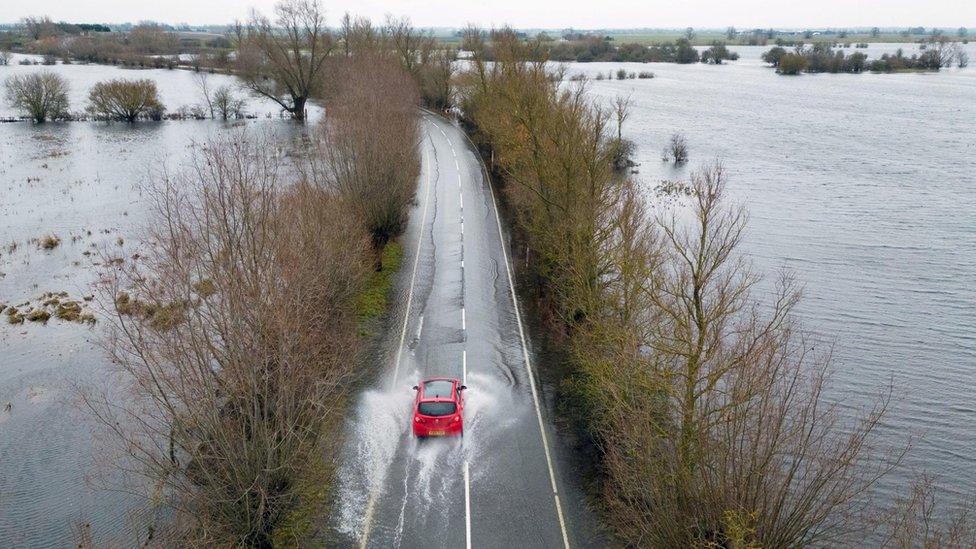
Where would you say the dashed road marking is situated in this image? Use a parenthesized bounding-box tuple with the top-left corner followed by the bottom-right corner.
(464, 460, 472, 549)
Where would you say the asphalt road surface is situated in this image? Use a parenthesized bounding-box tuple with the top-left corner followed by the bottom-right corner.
(331, 114, 602, 549)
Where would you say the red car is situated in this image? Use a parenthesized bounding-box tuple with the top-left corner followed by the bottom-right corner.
(412, 378, 466, 438)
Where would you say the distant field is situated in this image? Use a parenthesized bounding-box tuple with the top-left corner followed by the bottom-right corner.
(603, 31, 956, 46)
(431, 28, 967, 47)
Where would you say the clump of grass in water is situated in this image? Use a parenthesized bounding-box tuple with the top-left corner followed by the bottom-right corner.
(55, 300, 82, 321)
(38, 235, 61, 250)
(115, 291, 187, 331)
(357, 241, 404, 331)
(25, 308, 50, 323)
(4, 306, 24, 324)
(6, 311, 24, 324)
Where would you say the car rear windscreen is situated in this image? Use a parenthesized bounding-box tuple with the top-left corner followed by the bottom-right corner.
(423, 380, 454, 398)
(418, 401, 457, 417)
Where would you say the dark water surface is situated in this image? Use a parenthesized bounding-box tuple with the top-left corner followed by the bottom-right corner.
(0, 57, 316, 546)
(572, 50, 976, 506)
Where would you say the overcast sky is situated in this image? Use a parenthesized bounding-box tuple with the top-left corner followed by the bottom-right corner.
(4, 0, 974, 29)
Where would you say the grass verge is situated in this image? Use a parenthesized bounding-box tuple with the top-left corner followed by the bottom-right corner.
(276, 240, 405, 544)
(357, 241, 404, 330)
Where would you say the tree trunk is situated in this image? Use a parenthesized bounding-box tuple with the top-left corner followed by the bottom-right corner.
(292, 96, 307, 122)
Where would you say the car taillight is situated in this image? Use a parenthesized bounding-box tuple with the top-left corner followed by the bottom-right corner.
(415, 416, 423, 423)
(452, 415, 461, 422)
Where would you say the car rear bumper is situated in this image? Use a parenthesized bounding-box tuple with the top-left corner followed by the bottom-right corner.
(413, 421, 463, 437)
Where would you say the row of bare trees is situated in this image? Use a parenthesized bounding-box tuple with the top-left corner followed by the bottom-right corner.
(3, 72, 164, 122)
(458, 29, 975, 547)
(82, 10, 423, 544)
(235, 0, 454, 121)
(304, 53, 421, 250)
(85, 135, 371, 545)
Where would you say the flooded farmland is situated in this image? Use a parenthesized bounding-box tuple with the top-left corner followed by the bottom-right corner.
(0, 41, 974, 545)
(0, 55, 313, 546)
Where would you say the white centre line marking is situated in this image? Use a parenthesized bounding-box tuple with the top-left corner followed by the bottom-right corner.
(464, 460, 472, 549)
(461, 307, 466, 331)
(359, 125, 434, 549)
(462, 349, 467, 384)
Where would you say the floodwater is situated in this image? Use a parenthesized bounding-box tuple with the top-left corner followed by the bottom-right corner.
(570, 45, 976, 508)
(0, 56, 314, 546)
(1, 44, 974, 545)
(0, 53, 297, 120)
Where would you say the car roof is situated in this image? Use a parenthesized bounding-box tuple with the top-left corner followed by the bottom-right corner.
(420, 378, 458, 401)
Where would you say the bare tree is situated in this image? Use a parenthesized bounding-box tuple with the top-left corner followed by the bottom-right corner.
(87, 78, 164, 122)
(4, 71, 69, 122)
(193, 71, 214, 118)
(305, 53, 421, 250)
(235, 0, 333, 122)
(84, 133, 369, 545)
(0, 50, 11, 65)
(212, 85, 245, 120)
(337, 12, 382, 56)
(385, 16, 432, 74)
(22, 16, 59, 40)
(588, 164, 901, 547)
(612, 94, 632, 143)
(881, 474, 976, 547)
(663, 132, 689, 164)
(957, 50, 969, 68)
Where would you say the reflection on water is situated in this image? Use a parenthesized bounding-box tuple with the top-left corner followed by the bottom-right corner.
(0, 53, 321, 120)
(575, 54, 975, 506)
(1, 48, 973, 543)
(0, 98, 312, 544)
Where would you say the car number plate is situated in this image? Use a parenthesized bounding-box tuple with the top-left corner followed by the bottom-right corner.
(429, 430, 445, 436)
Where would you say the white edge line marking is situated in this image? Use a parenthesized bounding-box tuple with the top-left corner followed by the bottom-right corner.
(464, 460, 472, 549)
(483, 130, 571, 548)
(359, 124, 434, 549)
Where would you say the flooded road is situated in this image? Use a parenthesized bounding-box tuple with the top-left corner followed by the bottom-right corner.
(331, 115, 603, 548)
(1, 44, 973, 545)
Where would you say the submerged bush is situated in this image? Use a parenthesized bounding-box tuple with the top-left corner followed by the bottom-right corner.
(777, 53, 809, 74)
(87, 78, 164, 122)
(700, 42, 740, 64)
(663, 133, 689, 164)
(3, 71, 70, 123)
(764, 40, 960, 75)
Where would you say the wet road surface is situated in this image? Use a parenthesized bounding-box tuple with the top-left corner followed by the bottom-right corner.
(331, 114, 601, 548)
